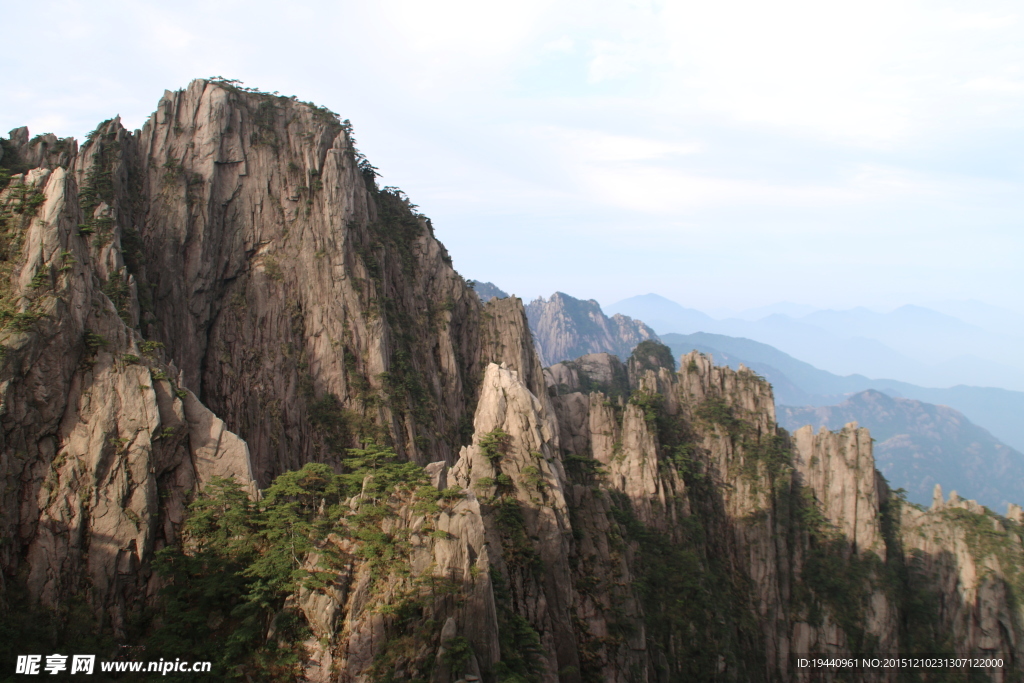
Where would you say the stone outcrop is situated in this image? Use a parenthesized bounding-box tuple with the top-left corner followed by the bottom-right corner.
(526, 291, 658, 367)
(780, 389, 1024, 510)
(48, 80, 533, 488)
(0, 153, 252, 636)
(900, 494, 1024, 682)
(470, 281, 508, 302)
(0, 79, 520, 649)
(792, 423, 886, 557)
(3, 81, 1024, 683)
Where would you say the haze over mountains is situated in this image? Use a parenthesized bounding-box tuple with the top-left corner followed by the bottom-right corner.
(608, 293, 1024, 392)
(658, 330, 1024, 456)
(509, 288, 1024, 511)
(779, 390, 1024, 511)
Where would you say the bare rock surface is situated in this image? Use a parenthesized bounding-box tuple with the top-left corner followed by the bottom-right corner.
(526, 291, 658, 367)
(2, 82, 1024, 683)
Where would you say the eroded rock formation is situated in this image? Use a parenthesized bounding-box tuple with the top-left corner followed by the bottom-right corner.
(526, 292, 658, 367)
(2, 81, 1023, 682)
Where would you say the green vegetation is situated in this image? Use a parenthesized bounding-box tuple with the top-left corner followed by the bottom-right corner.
(480, 428, 512, 463)
(490, 569, 545, 682)
(78, 120, 119, 247)
(139, 340, 164, 356)
(783, 483, 886, 652)
(0, 593, 119, 682)
(0, 136, 33, 190)
(6, 181, 45, 215)
(694, 396, 744, 437)
(629, 339, 676, 373)
(250, 99, 281, 149)
(562, 452, 607, 480)
(0, 141, 53, 335)
(83, 330, 109, 351)
(607, 492, 763, 680)
(739, 432, 790, 487)
(205, 77, 343, 131)
(350, 182, 439, 447)
(101, 268, 133, 324)
(628, 389, 662, 425)
(151, 442, 434, 681)
(472, 428, 547, 679)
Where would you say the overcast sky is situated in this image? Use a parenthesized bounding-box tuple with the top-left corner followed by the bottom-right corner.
(4, 0, 1022, 315)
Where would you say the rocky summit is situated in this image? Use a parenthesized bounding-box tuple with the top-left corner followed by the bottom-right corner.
(526, 292, 659, 368)
(1, 80, 1023, 682)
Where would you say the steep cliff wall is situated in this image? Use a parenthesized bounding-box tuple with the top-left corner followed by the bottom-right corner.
(781, 390, 1024, 511)
(0, 80, 538, 667)
(0, 130, 253, 639)
(66, 81, 501, 483)
(2, 81, 1023, 683)
(545, 349, 1022, 681)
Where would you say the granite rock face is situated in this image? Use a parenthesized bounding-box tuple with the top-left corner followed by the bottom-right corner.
(0, 80, 520, 651)
(791, 423, 886, 558)
(0, 147, 252, 636)
(780, 389, 1024, 510)
(526, 291, 658, 367)
(64, 81, 500, 483)
(3, 81, 1024, 682)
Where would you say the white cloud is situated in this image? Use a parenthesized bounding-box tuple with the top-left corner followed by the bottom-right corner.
(538, 126, 701, 163)
(1, 0, 1022, 316)
(965, 76, 1024, 93)
(543, 36, 575, 53)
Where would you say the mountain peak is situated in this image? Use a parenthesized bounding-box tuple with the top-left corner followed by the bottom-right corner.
(525, 291, 658, 366)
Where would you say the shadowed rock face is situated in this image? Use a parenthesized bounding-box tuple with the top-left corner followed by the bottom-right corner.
(0, 137, 253, 638)
(64, 81, 500, 482)
(3, 81, 1024, 682)
(0, 80, 538, 651)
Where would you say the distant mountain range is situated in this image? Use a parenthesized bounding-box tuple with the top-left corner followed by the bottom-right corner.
(658, 331, 1024, 455)
(470, 280, 508, 302)
(508, 287, 1024, 510)
(779, 390, 1024, 510)
(608, 293, 1024, 391)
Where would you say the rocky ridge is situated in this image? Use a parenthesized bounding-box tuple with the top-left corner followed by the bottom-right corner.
(780, 390, 1024, 511)
(526, 292, 658, 367)
(1, 81, 1023, 682)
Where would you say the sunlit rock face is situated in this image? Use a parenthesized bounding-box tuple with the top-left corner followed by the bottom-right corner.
(2, 81, 1024, 681)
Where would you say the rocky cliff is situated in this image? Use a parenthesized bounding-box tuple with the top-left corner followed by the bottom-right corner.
(780, 390, 1024, 511)
(0, 79, 534, 663)
(2, 80, 1023, 683)
(470, 281, 508, 303)
(526, 292, 658, 367)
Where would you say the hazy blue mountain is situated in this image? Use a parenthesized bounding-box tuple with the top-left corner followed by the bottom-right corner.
(470, 280, 508, 301)
(797, 305, 1024, 375)
(661, 331, 1024, 454)
(709, 314, 936, 383)
(925, 299, 1024, 339)
(605, 294, 716, 334)
(613, 294, 1024, 391)
(778, 391, 1024, 512)
(734, 302, 819, 320)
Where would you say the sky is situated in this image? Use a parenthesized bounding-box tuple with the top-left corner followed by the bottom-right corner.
(3, 0, 1023, 314)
